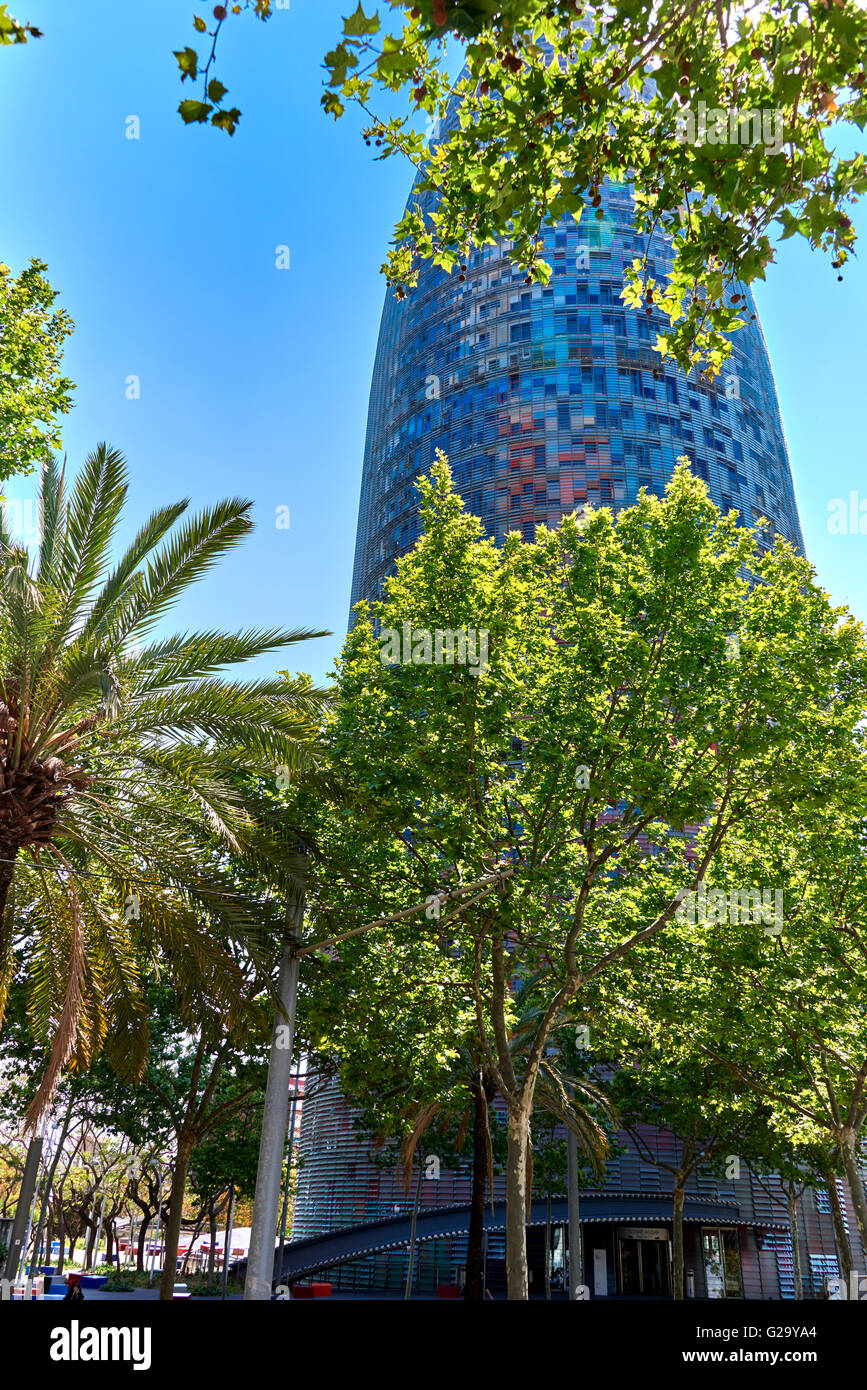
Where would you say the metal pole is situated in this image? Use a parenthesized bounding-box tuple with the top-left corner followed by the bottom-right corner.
(149, 1170, 164, 1287)
(276, 1060, 301, 1284)
(567, 1123, 582, 1298)
(403, 1160, 423, 1301)
(19, 1148, 44, 1282)
(92, 1193, 105, 1270)
(244, 856, 306, 1301)
(4, 1135, 44, 1282)
(221, 1184, 236, 1301)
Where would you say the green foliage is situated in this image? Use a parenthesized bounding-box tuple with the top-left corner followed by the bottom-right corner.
(653, 754, 867, 1162)
(292, 452, 866, 1249)
(168, 1, 867, 370)
(0, 5, 41, 44)
(0, 260, 74, 484)
(187, 1083, 265, 1206)
(315, 2, 867, 375)
(173, 2, 275, 135)
(0, 445, 329, 1116)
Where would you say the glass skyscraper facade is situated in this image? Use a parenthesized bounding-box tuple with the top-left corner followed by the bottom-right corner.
(351, 179, 803, 615)
(289, 178, 854, 1300)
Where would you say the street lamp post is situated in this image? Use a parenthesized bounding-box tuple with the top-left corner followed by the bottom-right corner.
(3, 1134, 44, 1283)
(243, 863, 511, 1302)
(221, 1184, 236, 1301)
(403, 1160, 423, 1301)
(244, 853, 307, 1301)
(275, 1059, 302, 1284)
(92, 1193, 105, 1271)
(149, 1166, 165, 1287)
(567, 1110, 583, 1297)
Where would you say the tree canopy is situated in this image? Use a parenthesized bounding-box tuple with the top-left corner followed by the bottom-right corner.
(0, 260, 74, 485)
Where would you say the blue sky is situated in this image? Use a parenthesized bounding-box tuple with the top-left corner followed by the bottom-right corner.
(1, 0, 865, 686)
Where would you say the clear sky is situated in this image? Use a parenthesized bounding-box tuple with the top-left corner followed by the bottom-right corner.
(1, 0, 865, 686)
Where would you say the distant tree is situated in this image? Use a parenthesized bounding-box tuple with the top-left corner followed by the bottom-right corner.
(0, 259, 74, 485)
(187, 1086, 263, 1287)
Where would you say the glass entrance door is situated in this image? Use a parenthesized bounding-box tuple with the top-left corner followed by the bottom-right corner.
(617, 1234, 671, 1295)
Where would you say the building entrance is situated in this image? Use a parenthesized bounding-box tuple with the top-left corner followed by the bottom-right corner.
(616, 1228, 671, 1296)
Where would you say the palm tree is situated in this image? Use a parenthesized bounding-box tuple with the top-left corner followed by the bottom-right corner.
(0, 444, 328, 1125)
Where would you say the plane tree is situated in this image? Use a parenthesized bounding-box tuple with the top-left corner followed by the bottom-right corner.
(7, 3, 866, 374)
(158, 0, 867, 377)
(665, 775, 867, 1258)
(300, 453, 866, 1298)
(0, 258, 74, 486)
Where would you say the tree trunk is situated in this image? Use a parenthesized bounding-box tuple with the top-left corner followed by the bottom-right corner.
(159, 1137, 195, 1301)
(104, 1221, 114, 1268)
(56, 1216, 65, 1273)
(464, 1073, 492, 1301)
(29, 1101, 73, 1282)
(136, 1209, 151, 1272)
(672, 1185, 685, 1300)
(84, 1215, 97, 1270)
(505, 1106, 530, 1301)
(840, 1130, 867, 1257)
(825, 1171, 854, 1288)
(787, 1188, 803, 1300)
(181, 1215, 205, 1276)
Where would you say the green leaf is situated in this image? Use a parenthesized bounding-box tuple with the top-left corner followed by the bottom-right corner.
(208, 78, 228, 103)
(211, 106, 242, 135)
(322, 91, 345, 119)
(343, 4, 380, 38)
(174, 46, 198, 82)
(178, 99, 213, 124)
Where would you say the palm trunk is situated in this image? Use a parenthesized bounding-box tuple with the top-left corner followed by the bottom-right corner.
(840, 1129, 867, 1256)
(464, 1074, 491, 1301)
(672, 1185, 685, 1300)
(825, 1172, 853, 1287)
(159, 1137, 194, 1301)
(786, 1188, 803, 1299)
(0, 853, 16, 932)
(505, 1107, 530, 1301)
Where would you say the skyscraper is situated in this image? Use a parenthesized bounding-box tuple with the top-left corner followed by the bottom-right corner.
(350, 179, 804, 619)
(289, 183, 853, 1300)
